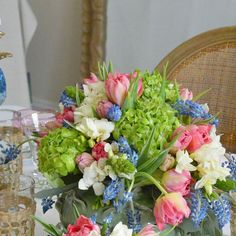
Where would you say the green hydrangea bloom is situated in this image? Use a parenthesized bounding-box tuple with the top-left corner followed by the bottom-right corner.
(113, 70, 180, 158)
(107, 154, 136, 179)
(38, 127, 89, 179)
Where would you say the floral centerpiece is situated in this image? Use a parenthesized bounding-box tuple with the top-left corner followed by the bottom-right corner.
(35, 63, 236, 236)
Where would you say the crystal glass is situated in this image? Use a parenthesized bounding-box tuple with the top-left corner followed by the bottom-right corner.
(21, 109, 56, 189)
(0, 109, 24, 177)
(0, 174, 36, 236)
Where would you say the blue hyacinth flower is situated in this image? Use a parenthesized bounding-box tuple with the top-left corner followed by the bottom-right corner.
(113, 191, 133, 213)
(189, 189, 209, 228)
(117, 137, 138, 166)
(126, 208, 142, 233)
(59, 90, 76, 107)
(172, 99, 219, 126)
(103, 178, 124, 203)
(0, 69, 6, 105)
(107, 105, 122, 121)
(210, 195, 231, 229)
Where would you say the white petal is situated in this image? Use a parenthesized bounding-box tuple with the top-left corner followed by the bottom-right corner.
(93, 182, 105, 196)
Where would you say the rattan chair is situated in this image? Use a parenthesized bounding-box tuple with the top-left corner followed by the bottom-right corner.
(156, 26, 236, 153)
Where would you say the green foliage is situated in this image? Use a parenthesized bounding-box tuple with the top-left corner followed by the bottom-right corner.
(65, 85, 84, 103)
(215, 179, 236, 191)
(113, 70, 180, 159)
(122, 74, 140, 111)
(38, 128, 89, 185)
(98, 61, 113, 80)
(107, 154, 136, 177)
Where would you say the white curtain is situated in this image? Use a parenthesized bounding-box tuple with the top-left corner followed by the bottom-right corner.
(106, 0, 236, 72)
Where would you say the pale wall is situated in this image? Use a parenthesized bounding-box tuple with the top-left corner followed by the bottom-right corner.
(106, 0, 236, 73)
(27, 0, 82, 108)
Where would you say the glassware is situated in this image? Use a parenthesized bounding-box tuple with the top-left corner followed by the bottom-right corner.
(21, 109, 56, 189)
(0, 174, 36, 236)
(0, 109, 24, 177)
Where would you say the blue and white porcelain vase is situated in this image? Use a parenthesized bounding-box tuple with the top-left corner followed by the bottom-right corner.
(0, 68, 6, 105)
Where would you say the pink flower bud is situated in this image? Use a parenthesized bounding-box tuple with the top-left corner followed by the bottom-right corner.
(154, 192, 190, 231)
(105, 73, 130, 106)
(180, 88, 193, 101)
(129, 71, 143, 97)
(159, 154, 175, 171)
(83, 73, 98, 84)
(92, 142, 108, 160)
(76, 152, 94, 171)
(96, 100, 113, 118)
(161, 169, 192, 196)
(137, 224, 159, 236)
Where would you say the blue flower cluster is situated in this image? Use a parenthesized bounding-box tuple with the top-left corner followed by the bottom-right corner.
(103, 178, 124, 203)
(59, 91, 76, 107)
(117, 137, 138, 166)
(210, 195, 231, 229)
(172, 99, 218, 126)
(89, 214, 97, 224)
(113, 191, 133, 213)
(223, 154, 236, 181)
(189, 189, 209, 227)
(0, 142, 21, 165)
(126, 208, 142, 233)
(107, 105, 122, 121)
(41, 197, 55, 214)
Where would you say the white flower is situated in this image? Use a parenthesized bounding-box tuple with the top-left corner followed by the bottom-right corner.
(191, 127, 225, 163)
(76, 118, 114, 141)
(175, 150, 196, 173)
(78, 159, 116, 196)
(110, 222, 133, 236)
(74, 80, 107, 122)
(191, 127, 230, 194)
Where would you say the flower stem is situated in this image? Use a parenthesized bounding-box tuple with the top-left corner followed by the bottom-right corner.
(128, 177, 135, 192)
(135, 172, 167, 194)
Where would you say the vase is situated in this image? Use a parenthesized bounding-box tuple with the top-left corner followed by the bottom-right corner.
(0, 68, 6, 105)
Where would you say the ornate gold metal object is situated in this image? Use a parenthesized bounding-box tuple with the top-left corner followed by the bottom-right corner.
(0, 32, 12, 60)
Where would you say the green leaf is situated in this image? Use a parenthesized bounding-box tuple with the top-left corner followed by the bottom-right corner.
(76, 83, 80, 105)
(32, 216, 62, 236)
(216, 179, 236, 191)
(138, 125, 157, 166)
(193, 112, 220, 125)
(122, 75, 139, 111)
(34, 182, 77, 199)
(192, 88, 212, 102)
(159, 63, 168, 101)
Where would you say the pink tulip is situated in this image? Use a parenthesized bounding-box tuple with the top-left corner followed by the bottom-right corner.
(154, 192, 190, 231)
(129, 71, 143, 97)
(96, 100, 113, 118)
(180, 88, 193, 101)
(172, 125, 192, 150)
(76, 153, 95, 171)
(172, 125, 212, 153)
(83, 73, 98, 84)
(105, 72, 143, 106)
(161, 169, 192, 196)
(105, 73, 130, 106)
(63, 215, 100, 236)
(137, 224, 159, 236)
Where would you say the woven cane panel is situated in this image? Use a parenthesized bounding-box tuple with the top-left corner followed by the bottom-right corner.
(0, 192, 36, 236)
(168, 43, 236, 152)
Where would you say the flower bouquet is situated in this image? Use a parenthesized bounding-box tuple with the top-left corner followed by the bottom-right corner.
(35, 62, 236, 236)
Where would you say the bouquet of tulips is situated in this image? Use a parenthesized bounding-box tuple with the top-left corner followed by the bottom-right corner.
(35, 62, 236, 236)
